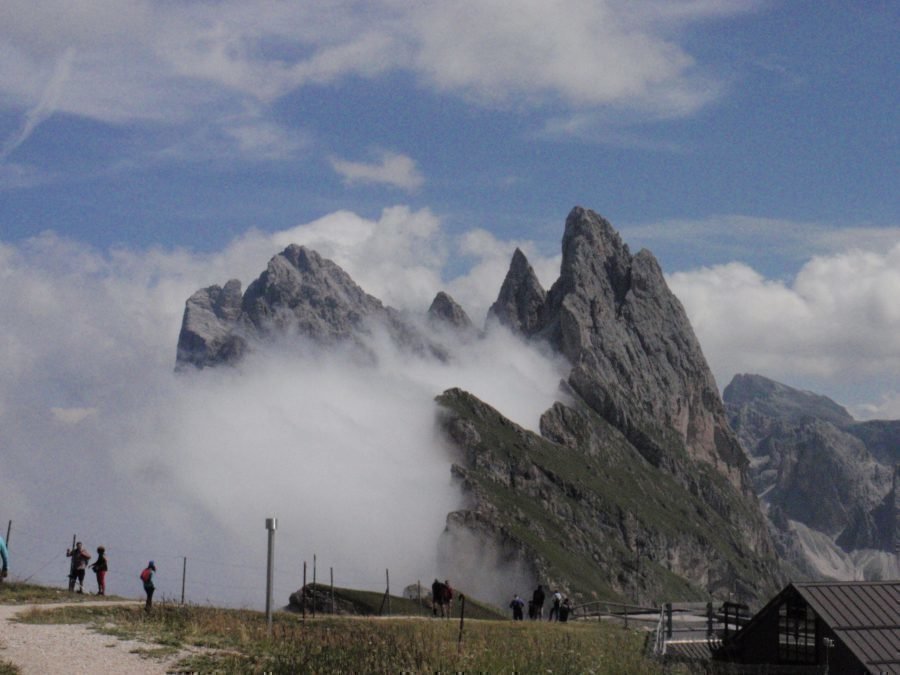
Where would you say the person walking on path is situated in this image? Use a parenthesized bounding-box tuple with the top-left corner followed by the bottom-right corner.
(90, 546, 108, 595)
(140, 561, 156, 611)
(531, 584, 545, 620)
(0, 534, 8, 583)
(66, 542, 91, 593)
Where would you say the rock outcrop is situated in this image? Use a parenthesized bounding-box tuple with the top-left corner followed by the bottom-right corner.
(428, 291, 474, 333)
(176, 244, 439, 368)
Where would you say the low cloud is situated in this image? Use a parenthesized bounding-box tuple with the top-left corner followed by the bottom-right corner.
(0, 208, 566, 607)
(330, 151, 425, 192)
(669, 242, 900, 412)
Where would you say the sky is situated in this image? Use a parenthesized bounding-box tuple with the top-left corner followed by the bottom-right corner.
(1, 1, 899, 606)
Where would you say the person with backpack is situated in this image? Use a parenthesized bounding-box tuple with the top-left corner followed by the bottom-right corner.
(509, 594, 525, 620)
(549, 590, 563, 621)
(66, 542, 92, 593)
(140, 561, 156, 611)
(90, 546, 108, 595)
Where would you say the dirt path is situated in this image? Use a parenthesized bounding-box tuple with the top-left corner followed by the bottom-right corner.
(0, 600, 189, 674)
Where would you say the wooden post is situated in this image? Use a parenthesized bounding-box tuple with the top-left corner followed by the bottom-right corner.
(417, 580, 421, 610)
(312, 554, 317, 617)
(707, 602, 714, 637)
(386, 569, 390, 616)
(665, 603, 673, 639)
(457, 595, 466, 653)
(67, 534, 76, 592)
(330, 567, 334, 615)
(302, 561, 307, 621)
(181, 557, 187, 605)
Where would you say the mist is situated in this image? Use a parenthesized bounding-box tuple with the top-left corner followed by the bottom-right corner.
(0, 213, 568, 609)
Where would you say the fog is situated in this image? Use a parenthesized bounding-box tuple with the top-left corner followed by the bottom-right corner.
(0, 210, 568, 608)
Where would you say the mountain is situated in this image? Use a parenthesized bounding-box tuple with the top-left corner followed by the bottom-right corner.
(723, 373, 899, 580)
(176, 206, 784, 605)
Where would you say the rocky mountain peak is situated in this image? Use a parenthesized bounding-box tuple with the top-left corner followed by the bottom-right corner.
(428, 291, 473, 332)
(486, 248, 546, 335)
(534, 207, 750, 492)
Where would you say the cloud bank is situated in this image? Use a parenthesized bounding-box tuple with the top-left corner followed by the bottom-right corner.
(669, 242, 900, 419)
(0, 208, 567, 608)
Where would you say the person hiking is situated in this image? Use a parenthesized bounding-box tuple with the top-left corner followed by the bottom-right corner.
(559, 597, 571, 622)
(441, 580, 454, 618)
(90, 545, 108, 595)
(0, 534, 8, 583)
(509, 594, 525, 620)
(140, 561, 156, 611)
(66, 542, 91, 593)
(549, 590, 562, 621)
(531, 584, 545, 620)
(431, 579, 443, 617)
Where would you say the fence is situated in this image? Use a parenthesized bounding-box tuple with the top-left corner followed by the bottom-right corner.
(652, 601, 752, 658)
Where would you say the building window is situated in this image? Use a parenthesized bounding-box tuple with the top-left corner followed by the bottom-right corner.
(778, 596, 817, 663)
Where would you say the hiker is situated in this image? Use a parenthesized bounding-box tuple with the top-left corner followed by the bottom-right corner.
(441, 580, 454, 618)
(527, 600, 536, 620)
(0, 534, 8, 583)
(91, 545, 108, 595)
(431, 579, 443, 616)
(140, 561, 156, 611)
(549, 590, 562, 621)
(510, 594, 525, 620)
(559, 597, 571, 622)
(66, 542, 92, 593)
(531, 584, 545, 620)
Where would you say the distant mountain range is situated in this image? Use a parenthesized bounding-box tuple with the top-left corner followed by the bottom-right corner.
(724, 374, 898, 580)
(176, 206, 895, 605)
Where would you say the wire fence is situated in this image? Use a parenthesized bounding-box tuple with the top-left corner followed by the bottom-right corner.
(1, 518, 404, 611)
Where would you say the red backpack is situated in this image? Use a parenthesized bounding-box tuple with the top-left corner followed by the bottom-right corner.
(140, 567, 152, 583)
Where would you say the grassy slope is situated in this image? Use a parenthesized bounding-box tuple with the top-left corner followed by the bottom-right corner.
(439, 389, 779, 604)
(3, 583, 677, 673)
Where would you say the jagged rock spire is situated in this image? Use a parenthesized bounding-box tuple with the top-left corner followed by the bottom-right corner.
(487, 248, 547, 336)
(428, 291, 473, 332)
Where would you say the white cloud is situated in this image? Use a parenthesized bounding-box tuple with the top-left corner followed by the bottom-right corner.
(668, 243, 900, 406)
(330, 151, 425, 192)
(0, 1, 757, 135)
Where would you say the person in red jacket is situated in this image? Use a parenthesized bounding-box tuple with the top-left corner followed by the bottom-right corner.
(90, 546, 108, 595)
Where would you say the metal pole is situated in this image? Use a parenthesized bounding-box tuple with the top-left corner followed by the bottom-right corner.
(5, 520, 10, 546)
(265, 517, 277, 635)
(181, 557, 187, 605)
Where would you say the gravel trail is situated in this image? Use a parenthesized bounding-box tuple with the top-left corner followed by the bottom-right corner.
(0, 600, 189, 674)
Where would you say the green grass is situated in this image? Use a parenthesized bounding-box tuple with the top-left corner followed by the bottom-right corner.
(0, 581, 120, 605)
(0, 661, 21, 675)
(14, 598, 674, 673)
(297, 582, 506, 620)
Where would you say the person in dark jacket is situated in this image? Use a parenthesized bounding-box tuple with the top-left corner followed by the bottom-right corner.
(531, 584, 545, 620)
(509, 594, 525, 620)
(90, 546, 108, 595)
(66, 542, 91, 593)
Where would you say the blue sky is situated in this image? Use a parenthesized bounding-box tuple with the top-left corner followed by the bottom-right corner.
(1, 0, 899, 409)
(1, 0, 898, 604)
